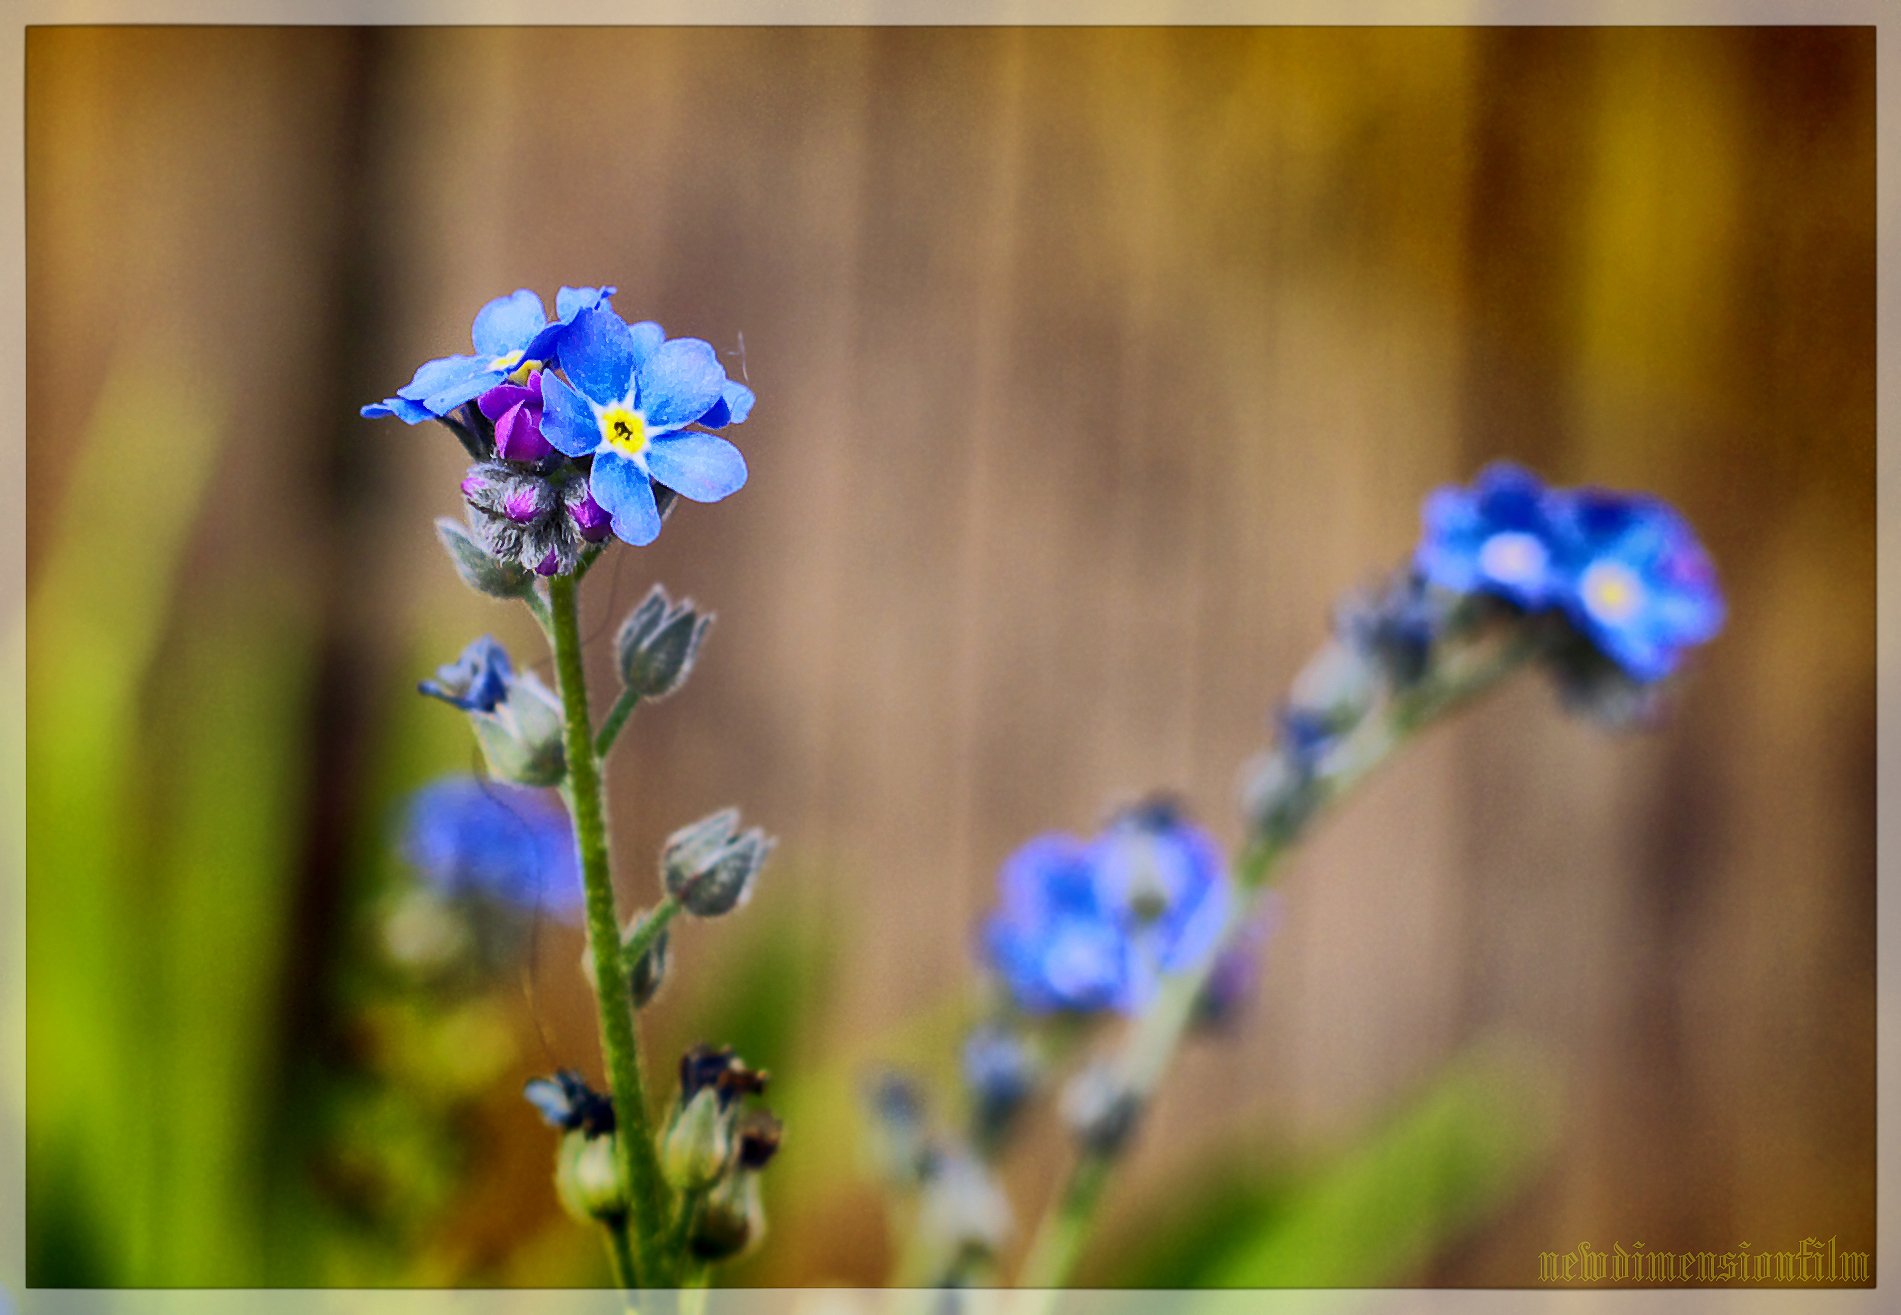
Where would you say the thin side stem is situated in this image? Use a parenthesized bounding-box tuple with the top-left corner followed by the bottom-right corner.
(1016, 629, 1535, 1297)
(621, 895, 681, 977)
(547, 572, 675, 1289)
(596, 687, 642, 759)
(602, 1219, 640, 1298)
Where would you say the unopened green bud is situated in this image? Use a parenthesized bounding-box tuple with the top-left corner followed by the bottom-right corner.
(689, 1170, 765, 1263)
(472, 671, 565, 787)
(554, 1128, 627, 1224)
(621, 910, 670, 1009)
(662, 810, 773, 917)
(616, 584, 712, 700)
(663, 1088, 732, 1193)
(578, 909, 671, 1010)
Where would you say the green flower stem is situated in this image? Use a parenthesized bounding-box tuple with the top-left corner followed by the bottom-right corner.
(621, 894, 680, 976)
(596, 687, 642, 759)
(1016, 627, 1535, 1296)
(603, 1220, 640, 1298)
(546, 571, 675, 1289)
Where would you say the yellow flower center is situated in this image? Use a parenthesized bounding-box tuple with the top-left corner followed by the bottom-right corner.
(1581, 560, 1645, 625)
(487, 351, 543, 383)
(599, 404, 647, 458)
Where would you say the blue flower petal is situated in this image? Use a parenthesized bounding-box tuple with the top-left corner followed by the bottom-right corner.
(523, 285, 621, 363)
(696, 379, 756, 429)
(423, 368, 506, 418)
(471, 289, 548, 359)
(559, 305, 639, 407)
(362, 395, 435, 424)
(556, 284, 618, 321)
(538, 371, 603, 458)
(393, 352, 504, 417)
(628, 320, 666, 368)
(418, 635, 514, 712)
(397, 352, 489, 402)
(645, 431, 748, 503)
(589, 451, 662, 546)
(635, 337, 726, 431)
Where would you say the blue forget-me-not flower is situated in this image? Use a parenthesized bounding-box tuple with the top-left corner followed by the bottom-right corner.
(538, 305, 750, 546)
(1559, 489, 1725, 683)
(981, 805, 1231, 1016)
(418, 633, 514, 711)
(983, 835, 1143, 1015)
(363, 285, 617, 423)
(419, 635, 566, 785)
(1415, 462, 1571, 607)
(1414, 463, 1723, 684)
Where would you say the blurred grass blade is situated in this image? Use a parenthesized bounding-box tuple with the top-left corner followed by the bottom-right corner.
(1112, 1041, 1559, 1290)
(1203, 1043, 1558, 1287)
(26, 364, 227, 1283)
(149, 588, 312, 1283)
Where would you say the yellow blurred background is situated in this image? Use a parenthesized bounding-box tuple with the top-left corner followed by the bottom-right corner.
(24, 24, 1873, 1288)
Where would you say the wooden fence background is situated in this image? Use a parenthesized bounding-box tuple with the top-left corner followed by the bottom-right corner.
(26, 25, 1874, 1285)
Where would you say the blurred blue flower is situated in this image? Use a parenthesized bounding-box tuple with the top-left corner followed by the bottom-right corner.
(981, 806, 1231, 1016)
(538, 305, 749, 546)
(1559, 489, 1725, 683)
(1090, 801, 1230, 978)
(1415, 464, 1724, 685)
(400, 776, 580, 918)
(1415, 462, 1570, 608)
(983, 835, 1142, 1014)
(362, 285, 616, 423)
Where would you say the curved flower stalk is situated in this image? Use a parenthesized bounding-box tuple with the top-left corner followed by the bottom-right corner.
(874, 462, 1724, 1294)
(368, 287, 776, 1297)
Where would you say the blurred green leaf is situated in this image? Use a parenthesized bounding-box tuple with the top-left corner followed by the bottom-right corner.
(146, 587, 314, 1282)
(26, 366, 230, 1284)
(1111, 1041, 1559, 1289)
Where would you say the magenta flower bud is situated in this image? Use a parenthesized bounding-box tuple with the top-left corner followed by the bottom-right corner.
(503, 488, 543, 523)
(480, 373, 554, 464)
(535, 548, 563, 576)
(569, 488, 613, 543)
(460, 472, 491, 499)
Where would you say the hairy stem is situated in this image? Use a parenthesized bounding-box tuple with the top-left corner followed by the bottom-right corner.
(596, 687, 642, 759)
(1017, 628, 1534, 1295)
(547, 572, 674, 1288)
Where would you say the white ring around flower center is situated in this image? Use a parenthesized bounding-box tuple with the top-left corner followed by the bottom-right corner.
(1477, 531, 1549, 586)
(597, 403, 648, 458)
(1580, 559, 1645, 625)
